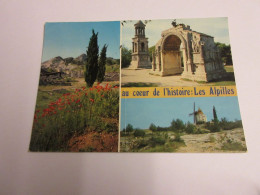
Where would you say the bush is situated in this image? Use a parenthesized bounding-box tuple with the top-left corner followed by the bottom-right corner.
(121, 47, 132, 68)
(205, 121, 221, 132)
(185, 122, 196, 134)
(171, 119, 185, 132)
(134, 129, 145, 137)
(149, 136, 166, 147)
(174, 133, 183, 142)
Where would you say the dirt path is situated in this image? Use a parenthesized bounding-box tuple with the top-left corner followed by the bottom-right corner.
(121, 68, 206, 87)
(176, 128, 246, 153)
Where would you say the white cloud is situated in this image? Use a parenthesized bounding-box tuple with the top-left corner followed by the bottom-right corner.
(121, 17, 230, 50)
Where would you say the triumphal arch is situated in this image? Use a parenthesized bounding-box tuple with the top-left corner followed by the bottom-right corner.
(151, 22, 226, 81)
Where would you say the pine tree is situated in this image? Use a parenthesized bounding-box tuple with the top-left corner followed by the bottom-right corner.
(97, 44, 107, 83)
(85, 30, 99, 87)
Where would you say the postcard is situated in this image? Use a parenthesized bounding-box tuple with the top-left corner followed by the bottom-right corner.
(29, 18, 247, 152)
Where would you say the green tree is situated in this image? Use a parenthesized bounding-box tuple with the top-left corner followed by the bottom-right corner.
(134, 129, 145, 137)
(213, 106, 218, 122)
(215, 42, 233, 65)
(149, 123, 157, 132)
(126, 124, 134, 133)
(97, 44, 107, 83)
(148, 45, 155, 61)
(85, 30, 99, 87)
(171, 118, 185, 132)
(185, 122, 196, 134)
(121, 46, 132, 68)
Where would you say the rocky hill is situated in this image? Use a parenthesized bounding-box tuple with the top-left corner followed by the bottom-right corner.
(41, 54, 86, 78)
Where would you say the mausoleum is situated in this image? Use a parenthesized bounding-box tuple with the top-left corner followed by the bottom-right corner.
(129, 20, 152, 69)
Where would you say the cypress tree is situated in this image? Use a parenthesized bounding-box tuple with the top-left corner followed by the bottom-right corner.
(85, 30, 99, 87)
(213, 106, 218, 122)
(97, 44, 108, 83)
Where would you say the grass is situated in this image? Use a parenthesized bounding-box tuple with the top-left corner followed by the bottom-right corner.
(221, 141, 247, 151)
(120, 131, 185, 152)
(106, 64, 119, 73)
(140, 141, 185, 152)
(209, 135, 216, 143)
(208, 81, 236, 86)
(35, 89, 70, 110)
(122, 82, 159, 87)
(181, 78, 192, 82)
(224, 65, 234, 72)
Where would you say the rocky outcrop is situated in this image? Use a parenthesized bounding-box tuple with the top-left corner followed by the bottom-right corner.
(41, 54, 86, 78)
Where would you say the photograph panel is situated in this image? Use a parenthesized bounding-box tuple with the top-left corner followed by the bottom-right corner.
(121, 18, 235, 87)
(29, 21, 120, 152)
(120, 96, 246, 153)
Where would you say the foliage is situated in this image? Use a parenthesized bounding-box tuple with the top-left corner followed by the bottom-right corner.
(149, 136, 166, 147)
(215, 42, 233, 65)
(122, 82, 158, 87)
(134, 129, 145, 137)
(106, 57, 119, 66)
(121, 46, 132, 68)
(85, 30, 99, 87)
(148, 45, 155, 61)
(97, 44, 107, 83)
(156, 126, 170, 132)
(30, 83, 119, 151)
(125, 124, 134, 133)
(221, 138, 246, 151)
(205, 121, 221, 132)
(219, 118, 243, 130)
(213, 106, 218, 122)
(174, 133, 184, 142)
(149, 123, 157, 131)
(105, 64, 119, 73)
(185, 122, 196, 134)
(171, 119, 185, 132)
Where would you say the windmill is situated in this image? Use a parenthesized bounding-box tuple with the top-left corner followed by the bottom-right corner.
(189, 102, 196, 124)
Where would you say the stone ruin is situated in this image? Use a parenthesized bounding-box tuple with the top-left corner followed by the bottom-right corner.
(151, 22, 226, 82)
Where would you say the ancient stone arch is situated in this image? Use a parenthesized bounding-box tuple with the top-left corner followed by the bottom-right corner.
(151, 23, 226, 82)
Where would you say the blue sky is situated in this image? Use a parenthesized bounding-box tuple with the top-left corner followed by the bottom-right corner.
(42, 21, 120, 62)
(120, 96, 242, 130)
(122, 17, 230, 50)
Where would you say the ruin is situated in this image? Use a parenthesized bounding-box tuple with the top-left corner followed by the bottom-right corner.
(151, 21, 226, 82)
(129, 20, 152, 69)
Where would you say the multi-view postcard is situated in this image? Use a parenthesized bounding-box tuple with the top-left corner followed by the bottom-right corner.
(29, 17, 247, 152)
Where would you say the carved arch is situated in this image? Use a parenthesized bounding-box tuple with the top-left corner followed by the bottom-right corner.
(160, 32, 188, 62)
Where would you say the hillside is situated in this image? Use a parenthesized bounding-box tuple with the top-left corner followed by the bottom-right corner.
(41, 55, 85, 78)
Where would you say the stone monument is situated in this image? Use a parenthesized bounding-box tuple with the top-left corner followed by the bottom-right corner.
(129, 20, 152, 69)
(151, 22, 226, 82)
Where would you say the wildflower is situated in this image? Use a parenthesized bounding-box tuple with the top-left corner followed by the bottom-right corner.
(90, 98, 94, 103)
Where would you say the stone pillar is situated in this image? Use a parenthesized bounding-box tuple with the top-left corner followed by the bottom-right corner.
(158, 50, 162, 72)
(152, 52, 155, 71)
(200, 42, 204, 64)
